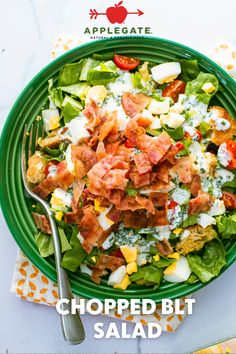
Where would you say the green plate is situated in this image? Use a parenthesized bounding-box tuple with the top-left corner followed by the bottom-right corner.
(0, 37, 236, 302)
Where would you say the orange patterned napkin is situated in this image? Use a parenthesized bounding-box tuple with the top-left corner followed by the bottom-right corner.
(10, 35, 236, 333)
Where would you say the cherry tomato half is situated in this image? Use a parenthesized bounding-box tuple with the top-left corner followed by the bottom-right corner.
(162, 80, 186, 102)
(114, 54, 140, 71)
(175, 142, 185, 152)
(226, 139, 236, 169)
(45, 160, 58, 176)
(125, 139, 135, 148)
(222, 191, 236, 209)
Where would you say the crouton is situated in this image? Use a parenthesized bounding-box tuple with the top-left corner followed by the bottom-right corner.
(26, 151, 46, 184)
(209, 106, 236, 146)
(38, 130, 60, 149)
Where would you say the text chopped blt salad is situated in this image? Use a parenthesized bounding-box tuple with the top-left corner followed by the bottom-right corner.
(27, 53, 236, 290)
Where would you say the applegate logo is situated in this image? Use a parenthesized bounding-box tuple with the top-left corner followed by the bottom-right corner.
(89, 1, 144, 24)
(84, 1, 152, 39)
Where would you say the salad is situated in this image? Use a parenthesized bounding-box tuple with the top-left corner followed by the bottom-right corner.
(27, 52, 236, 290)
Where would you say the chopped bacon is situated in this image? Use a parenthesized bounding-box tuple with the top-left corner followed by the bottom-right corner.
(136, 133, 153, 152)
(115, 144, 132, 162)
(103, 169, 129, 190)
(99, 111, 118, 141)
(106, 206, 122, 223)
(188, 192, 212, 215)
(95, 254, 124, 271)
(33, 161, 75, 198)
(156, 238, 173, 256)
(148, 210, 168, 226)
(150, 192, 168, 207)
(96, 141, 107, 161)
(124, 210, 148, 228)
(150, 179, 170, 191)
(134, 152, 152, 175)
(136, 196, 155, 214)
(71, 180, 85, 214)
(71, 144, 97, 176)
(156, 162, 170, 183)
(109, 190, 125, 205)
(190, 174, 201, 197)
(83, 99, 105, 131)
(79, 205, 103, 253)
(32, 213, 51, 234)
(159, 144, 179, 164)
(121, 92, 151, 118)
(148, 132, 172, 165)
(171, 156, 193, 184)
(130, 171, 150, 188)
(91, 268, 107, 284)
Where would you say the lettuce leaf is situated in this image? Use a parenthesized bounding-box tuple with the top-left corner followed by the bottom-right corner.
(87, 61, 119, 86)
(181, 215, 198, 228)
(58, 60, 84, 86)
(179, 59, 200, 82)
(61, 227, 87, 272)
(216, 213, 236, 238)
(185, 72, 219, 104)
(48, 79, 63, 108)
(79, 58, 100, 81)
(62, 95, 83, 123)
(35, 232, 54, 258)
(59, 83, 90, 101)
(187, 239, 226, 283)
(130, 265, 163, 286)
(164, 125, 184, 140)
(58, 227, 72, 253)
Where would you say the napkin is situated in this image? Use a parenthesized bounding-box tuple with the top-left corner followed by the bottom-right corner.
(10, 34, 236, 333)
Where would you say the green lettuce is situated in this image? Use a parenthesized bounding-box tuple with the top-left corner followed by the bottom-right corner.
(79, 58, 100, 81)
(87, 61, 119, 85)
(180, 215, 198, 228)
(48, 79, 63, 108)
(59, 83, 90, 101)
(61, 227, 87, 272)
(185, 72, 219, 104)
(177, 139, 191, 156)
(179, 59, 200, 81)
(58, 60, 84, 86)
(35, 232, 54, 258)
(130, 265, 163, 286)
(216, 213, 236, 238)
(187, 239, 226, 283)
(164, 125, 184, 140)
(62, 95, 83, 123)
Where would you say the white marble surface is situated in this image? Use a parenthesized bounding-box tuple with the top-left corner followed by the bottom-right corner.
(1, 0, 236, 353)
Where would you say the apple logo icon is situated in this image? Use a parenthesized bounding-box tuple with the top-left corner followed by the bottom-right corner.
(106, 1, 128, 24)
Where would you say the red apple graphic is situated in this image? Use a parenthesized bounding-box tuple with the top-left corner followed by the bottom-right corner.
(106, 1, 128, 24)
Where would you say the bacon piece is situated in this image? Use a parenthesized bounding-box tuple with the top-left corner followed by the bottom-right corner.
(71, 180, 85, 214)
(190, 174, 201, 197)
(95, 254, 124, 271)
(91, 268, 107, 284)
(151, 179, 170, 191)
(148, 132, 172, 164)
(96, 141, 107, 161)
(188, 192, 212, 215)
(83, 100, 105, 131)
(32, 213, 51, 234)
(148, 210, 168, 226)
(130, 171, 150, 188)
(99, 111, 118, 141)
(103, 169, 129, 190)
(136, 133, 153, 152)
(122, 92, 151, 118)
(136, 196, 155, 214)
(171, 156, 193, 184)
(134, 152, 152, 175)
(33, 161, 75, 198)
(115, 144, 132, 162)
(80, 205, 103, 253)
(150, 192, 168, 207)
(106, 206, 122, 223)
(156, 238, 173, 256)
(124, 210, 148, 228)
(156, 161, 170, 183)
(159, 144, 179, 164)
(109, 190, 125, 206)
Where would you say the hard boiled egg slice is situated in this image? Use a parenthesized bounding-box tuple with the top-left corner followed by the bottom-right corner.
(51, 188, 72, 212)
(120, 245, 138, 263)
(108, 265, 126, 286)
(164, 256, 191, 283)
(42, 109, 60, 131)
(97, 204, 114, 231)
(151, 62, 181, 84)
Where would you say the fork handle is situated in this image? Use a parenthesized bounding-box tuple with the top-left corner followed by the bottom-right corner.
(49, 216, 85, 344)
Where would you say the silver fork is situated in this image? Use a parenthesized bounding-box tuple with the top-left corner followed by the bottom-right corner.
(21, 123, 85, 345)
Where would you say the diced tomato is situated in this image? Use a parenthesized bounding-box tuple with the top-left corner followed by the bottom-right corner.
(184, 130, 202, 142)
(109, 249, 124, 259)
(162, 80, 186, 102)
(175, 142, 185, 151)
(226, 139, 236, 169)
(168, 200, 178, 209)
(195, 130, 202, 142)
(44, 160, 58, 176)
(114, 54, 140, 71)
(222, 191, 236, 209)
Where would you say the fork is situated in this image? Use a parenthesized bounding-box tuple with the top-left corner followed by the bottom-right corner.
(21, 123, 85, 345)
